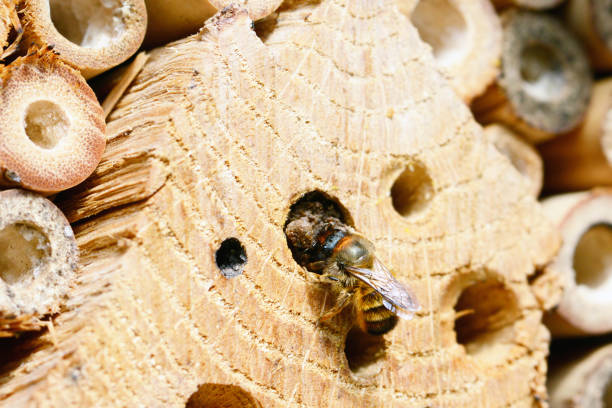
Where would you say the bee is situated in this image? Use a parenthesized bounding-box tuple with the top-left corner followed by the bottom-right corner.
(305, 224, 419, 335)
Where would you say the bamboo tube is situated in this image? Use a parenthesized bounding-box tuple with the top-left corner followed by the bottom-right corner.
(0, 189, 78, 336)
(472, 10, 592, 144)
(566, 0, 612, 72)
(548, 341, 612, 408)
(0, 0, 21, 59)
(143, 0, 283, 47)
(0, 49, 106, 194)
(491, 0, 563, 10)
(484, 124, 543, 197)
(20, 0, 147, 79)
(539, 79, 612, 192)
(542, 190, 612, 337)
(407, 0, 502, 102)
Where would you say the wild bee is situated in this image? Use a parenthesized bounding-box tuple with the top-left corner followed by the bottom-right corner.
(302, 223, 419, 335)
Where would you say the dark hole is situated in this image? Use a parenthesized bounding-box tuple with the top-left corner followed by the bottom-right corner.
(390, 162, 434, 217)
(186, 383, 262, 408)
(215, 238, 247, 279)
(454, 279, 520, 357)
(344, 326, 387, 376)
(284, 191, 353, 270)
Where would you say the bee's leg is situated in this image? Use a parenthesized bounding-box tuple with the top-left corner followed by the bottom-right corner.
(319, 289, 354, 322)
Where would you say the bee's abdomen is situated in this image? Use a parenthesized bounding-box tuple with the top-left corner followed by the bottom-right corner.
(357, 289, 398, 335)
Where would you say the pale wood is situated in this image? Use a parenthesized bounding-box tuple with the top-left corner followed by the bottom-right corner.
(472, 10, 592, 144)
(0, 3, 559, 407)
(542, 190, 612, 337)
(566, 0, 612, 72)
(101, 52, 149, 118)
(539, 79, 612, 192)
(404, 0, 502, 102)
(143, 0, 283, 47)
(548, 341, 612, 408)
(20, 0, 147, 79)
(484, 124, 543, 197)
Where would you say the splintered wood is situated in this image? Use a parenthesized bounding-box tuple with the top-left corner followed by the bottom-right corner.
(0, 2, 559, 407)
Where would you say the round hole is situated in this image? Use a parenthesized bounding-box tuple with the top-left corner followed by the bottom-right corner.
(215, 238, 247, 279)
(49, 0, 127, 49)
(454, 279, 520, 358)
(186, 383, 262, 408)
(573, 224, 612, 290)
(520, 43, 565, 101)
(344, 326, 387, 376)
(390, 162, 433, 217)
(24, 101, 69, 149)
(0, 223, 50, 285)
(410, 0, 469, 68)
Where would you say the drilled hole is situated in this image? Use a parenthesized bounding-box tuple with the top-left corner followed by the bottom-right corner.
(454, 279, 520, 358)
(573, 224, 612, 290)
(0, 223, 50, 285)
(410, 0, 469, 68)
(186, 383, 262, 408)
(344, 326, 387, 376)
(24, 101, 69, 149)
(284, 191, 353, 270)
(390, 162, 433, 217)
(215, 238, 247, 279)
(49, 0, 127, 48)
(520, 43, 565, 101)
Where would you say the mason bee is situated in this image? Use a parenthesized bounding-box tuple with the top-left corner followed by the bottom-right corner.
(298, 222, 419, 335)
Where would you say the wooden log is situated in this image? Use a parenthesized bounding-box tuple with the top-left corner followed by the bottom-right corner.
(0, 189, 78, 336)
(0, 49, 106, 194)
(539, 79, 612, 192)
(548, 340, 612, 408)
(405, 0, 502, 102)
(20, 0, 147, 79)
(542, 190, 612, 337)
(143, 0, 282, 47)
(484, 124, 543, 197)
(472, 10, 592, 144)
(0, 4, 559, 406)
(566, 0, 612, 72)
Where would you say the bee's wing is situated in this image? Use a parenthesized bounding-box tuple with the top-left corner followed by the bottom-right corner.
(344, 257, 419, 319)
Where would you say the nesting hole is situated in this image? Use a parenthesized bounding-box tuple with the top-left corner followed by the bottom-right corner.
(24, 101, 69, 149)
(0, 223, 50, 285)
(344, 326, 387, 376)
(390, 162, 434, 217)
(410, 0, 469, 68)
(573, 224, 612, 290)
(520, 43, 565, 101)
(186, 383, 262, 408)
(454, 279, 520, 358)
(215, 238, 247, 279)
(49, 0, 126, 48)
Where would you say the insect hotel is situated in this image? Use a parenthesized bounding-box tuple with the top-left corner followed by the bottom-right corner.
(0, 0, 610, 407)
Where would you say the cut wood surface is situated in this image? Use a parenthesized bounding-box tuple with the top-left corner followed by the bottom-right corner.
(1, 3, 559, 407)
(542, 190, 612, 337)
(539, 79, 612, 192)
(406, 0, 502, 102)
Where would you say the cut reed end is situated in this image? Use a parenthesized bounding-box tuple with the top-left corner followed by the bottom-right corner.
(0, 189, 78, 325)
(473, 10, 592, 144)
(409, 0, 502, 102)
(0, 49, 106, 194)
(21, 0, 147, 79)
(542, 190, 612, 337)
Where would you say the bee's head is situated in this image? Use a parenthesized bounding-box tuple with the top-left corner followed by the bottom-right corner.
(335, 235, 375, 269)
